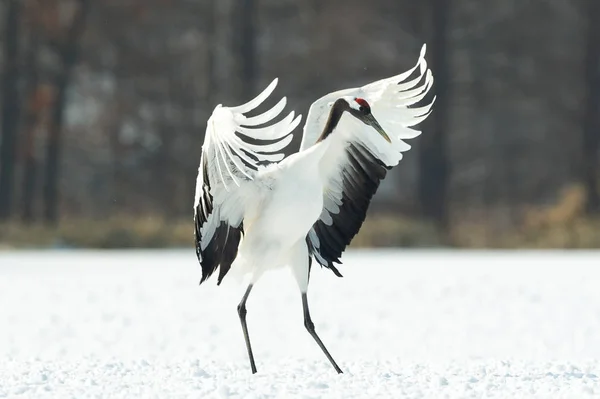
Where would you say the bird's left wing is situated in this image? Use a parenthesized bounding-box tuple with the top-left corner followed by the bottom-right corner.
(194, 79, 302, 284)
(300, 44, 433, 152)
(302, 44, 435, 274)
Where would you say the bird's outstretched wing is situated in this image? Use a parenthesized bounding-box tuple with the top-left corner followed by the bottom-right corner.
(194, 79, 302, 284)
(302, 44, 435, 274)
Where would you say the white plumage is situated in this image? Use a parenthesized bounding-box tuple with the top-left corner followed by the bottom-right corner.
(193, 44, 435, 374)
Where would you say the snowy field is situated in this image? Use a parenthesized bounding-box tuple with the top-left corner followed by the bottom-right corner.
(1, 250, 600, 398)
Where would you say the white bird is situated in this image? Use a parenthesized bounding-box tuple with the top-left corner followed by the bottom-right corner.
(194, 44, 435, 374)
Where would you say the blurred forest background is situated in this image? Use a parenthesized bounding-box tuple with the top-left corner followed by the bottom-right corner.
(0, 0, 599, 249)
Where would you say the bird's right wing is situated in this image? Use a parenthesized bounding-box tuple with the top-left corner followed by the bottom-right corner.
(194, 79, 302, 284)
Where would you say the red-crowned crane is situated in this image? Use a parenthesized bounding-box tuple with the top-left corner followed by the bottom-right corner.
(194, 44, 435, 374)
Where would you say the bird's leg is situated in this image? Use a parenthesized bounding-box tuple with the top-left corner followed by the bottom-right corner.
(301, 292, 343, 374)
(237, 284, 257, 374)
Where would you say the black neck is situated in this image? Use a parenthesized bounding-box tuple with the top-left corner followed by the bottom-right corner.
(316, 99, 348, 143)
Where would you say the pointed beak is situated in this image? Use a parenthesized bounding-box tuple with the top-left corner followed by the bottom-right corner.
(363, 114, 391, 143)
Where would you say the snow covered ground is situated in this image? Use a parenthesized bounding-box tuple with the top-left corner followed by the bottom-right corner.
(1, 250, 599, 398)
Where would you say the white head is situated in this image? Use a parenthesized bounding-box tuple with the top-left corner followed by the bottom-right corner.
(320, 96, 391, 143)
(343, 96, 369, 112)
(329, 96, 369, 112)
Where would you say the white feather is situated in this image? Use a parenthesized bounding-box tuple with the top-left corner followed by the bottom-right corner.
(194, 78, 301, 250)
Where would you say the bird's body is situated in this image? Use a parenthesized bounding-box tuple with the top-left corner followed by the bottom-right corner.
(219, 140, 326, 283)
(194, 44, 435, 374)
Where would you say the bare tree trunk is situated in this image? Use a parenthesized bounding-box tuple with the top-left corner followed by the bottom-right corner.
(418, 0, 451, 229)
(20, 34, 41, 223)
(582, 0, 600, 214)
(234, 0, 257, 100)
(43, 0, 90, 225)
(0, 0, 22, 220)
(206, 0, 217, 103)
